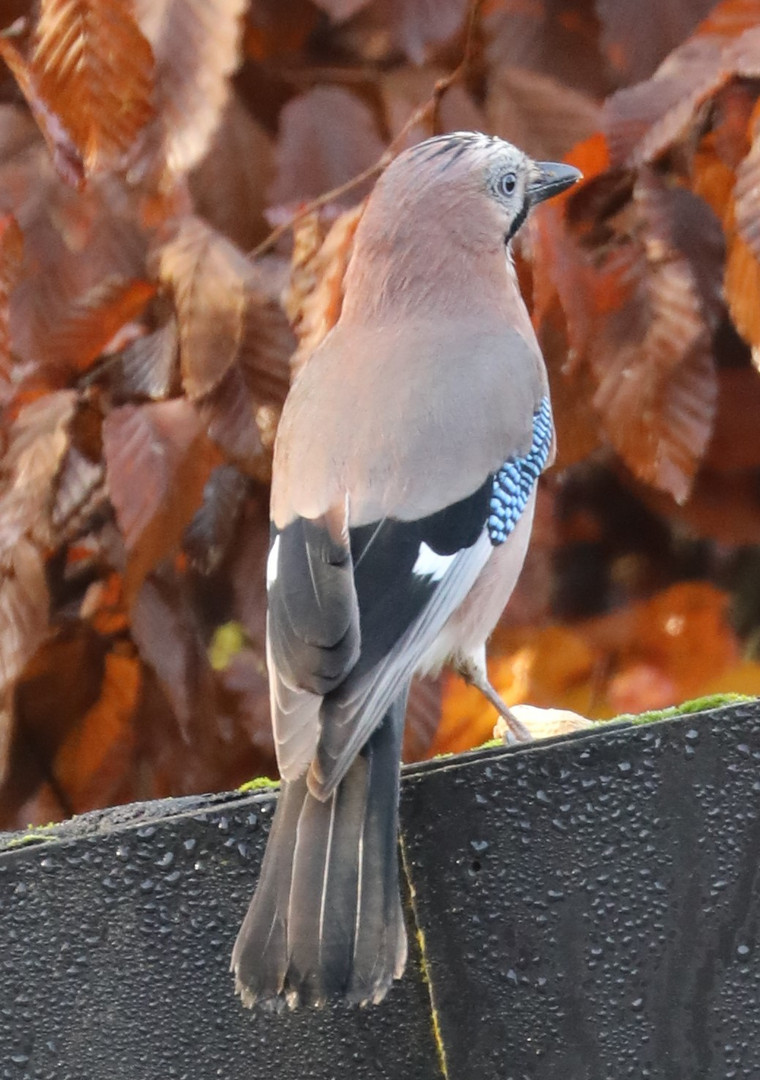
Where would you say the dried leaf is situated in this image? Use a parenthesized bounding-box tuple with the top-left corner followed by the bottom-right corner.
(110, 315, 179, 401)
(388, 0, 467, 64)
(597, 0, 716, 84)
(483, 0, 608, 99)
(330, 0, 468, 66)
(0, 389, 76, 551)
(51, 447, 104, 535)
(0, 213, 23, 393)
(734, 116, 760, 262)
(604, 36, 729, 167)
(157, 218, 294, 407)
(131, 573, 214, 742)
(30, 0, 155, 176)
(188, 94, 274, 251)
(157, 217, 248, 399)
(698, 0, 760, 37)
(133, 0, 246, 178)
(53, 651, 140, 812)
(269, 86, 384, 209)
(725, 232, 760, 359)
(381, 67, 485, 148)
(80, 570, 128, 636)
(705, 367, 760, 473)
(0, 31, 84, 186)
(197, 364, 265, 475)
(214, 647, 273, 758)
(103, 398, 220, 597)
(311, 0, 372, 21)
(0, 538, 49, 692)
(283, 204, 364, 375)
(1, 149, 149, 370)
(486, 66, 601, 163)
(591, 178, 719, 502)
(41, 276, 155, 376)
(183, 464, 248, 574)
(539, 169, 720, 502)
(244, 0, 319, 63)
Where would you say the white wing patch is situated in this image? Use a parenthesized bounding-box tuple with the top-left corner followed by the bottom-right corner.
(266, 534, 281, 589)
(412, 542, 456, 582)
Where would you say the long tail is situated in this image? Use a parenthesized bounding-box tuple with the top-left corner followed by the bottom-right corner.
(231, 698, 407, 1008)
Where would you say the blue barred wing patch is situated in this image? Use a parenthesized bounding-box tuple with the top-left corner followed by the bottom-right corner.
(487, 397, 552, 545)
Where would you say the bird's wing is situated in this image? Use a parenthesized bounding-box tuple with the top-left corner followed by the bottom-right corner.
(267, 318, 550, 792)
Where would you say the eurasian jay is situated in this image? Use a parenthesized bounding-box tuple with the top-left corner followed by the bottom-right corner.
(231, 132, 580, 1009)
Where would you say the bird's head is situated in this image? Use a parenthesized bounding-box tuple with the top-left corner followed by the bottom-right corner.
(340, 132, 581, 321)
(399, 132, 581, 246)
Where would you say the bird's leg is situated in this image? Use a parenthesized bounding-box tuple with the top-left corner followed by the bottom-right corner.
(455, 645, 532, 743)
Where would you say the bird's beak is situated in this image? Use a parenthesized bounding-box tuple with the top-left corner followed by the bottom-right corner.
(529, 161, 582, 204)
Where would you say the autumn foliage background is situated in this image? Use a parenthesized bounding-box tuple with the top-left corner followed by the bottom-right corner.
(1, 0, 760, 828)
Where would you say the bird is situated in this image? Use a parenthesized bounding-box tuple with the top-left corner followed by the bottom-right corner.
(231, 131, 580, 1010)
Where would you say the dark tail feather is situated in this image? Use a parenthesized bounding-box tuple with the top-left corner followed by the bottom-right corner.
(231, 696, 407, 1008)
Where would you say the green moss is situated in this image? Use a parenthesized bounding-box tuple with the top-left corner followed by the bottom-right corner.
(3, 822, 59, 849)
(617, 692, 755, 726)
(237, 776, 280, 794)
(474, 737, 506, 751)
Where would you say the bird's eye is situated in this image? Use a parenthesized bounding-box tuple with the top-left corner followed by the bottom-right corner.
(499, 172, 517, 197)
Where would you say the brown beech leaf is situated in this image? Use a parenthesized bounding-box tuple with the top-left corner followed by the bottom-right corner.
(196, 365, 265, 473)
(188, 94, 274, 252)
(0, 31, 84, 187)
(2, 142, 149, 371)
(51, 445, 103, 535)
(131, 572, 215, 743)
(705, 367, 760, 473)
(110, 315, 179, 402)
(50, 397, 105, 536)
(483, 0, 608, 100)
(0, 389, 77, 551)
(603, 36, 730, 167)
(330, 0, 468, 67)
(133, 0, 246, 179)
(596, 0, 716, 85)
(157, 218, 294, 428)
(53, 651, 140, 813)
(183, 464, 248, 574)
(725, 232, 760, 360)
(699, 0, 760, 37)
(386, 0, 467, 65)
(311, 0, 372, 21)
(486, 66, 601, 164)
(604, 2, 760, 169)
(734, 117, 760, 262)
(283, 204, 365, 376)
(0, 537, 50, 691)
(41, 276, 156, 376)
(103, 398, 221, 598)
(381, 67, 485, 149)
(0, 213, 23, 391)
(269, 87, 384, 209)
(244, 0, 320, 64)
(156, 217, 248, 399)
(541, 169, 719, 503)
(30, 0, 155, 176)
(594, 177, 719, 502)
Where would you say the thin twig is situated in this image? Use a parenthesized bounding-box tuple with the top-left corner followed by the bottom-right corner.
(249, 0, 485, 260)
